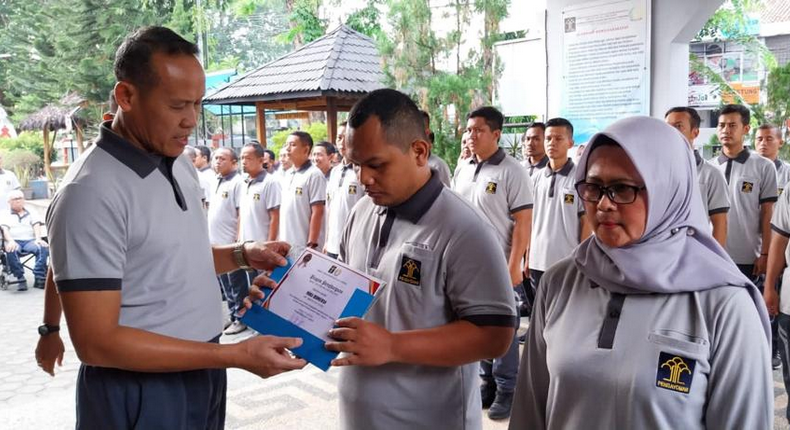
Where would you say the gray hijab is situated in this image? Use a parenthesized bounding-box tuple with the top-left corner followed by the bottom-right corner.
(573, 116, 770, 340)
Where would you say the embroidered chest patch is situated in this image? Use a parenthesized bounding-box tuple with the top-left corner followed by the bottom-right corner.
(741, 181, 754, 193)
(397, 255, 421, 286)
(485, 182, 498, 194)
(655, 352, 696, 394)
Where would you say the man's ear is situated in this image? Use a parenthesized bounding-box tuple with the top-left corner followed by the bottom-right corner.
(411, 139, 430, 167)
(114, 82, 137, 113)
(691, 127, 700, 140)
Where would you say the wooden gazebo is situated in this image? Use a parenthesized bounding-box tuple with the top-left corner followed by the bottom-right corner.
(203, 25, 385, 145)
(18, 92, 86, 180)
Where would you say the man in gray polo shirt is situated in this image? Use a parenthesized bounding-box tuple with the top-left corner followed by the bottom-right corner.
(665, 107, 729, 247)
(708, 104, 777, 280)
(756, 124, 790, 194)
(528, 117, 591, 293)
(44, 26, 304, 430)
(420, 110, 453, 187)
(239, 143, 280, 243)
(324, 121, 363, 259)
(520, 122, 548, 180)
(325, 88, 516, 430)
(209, 146, 250, 335)
(280, 131, 326, 249)
(452, 106, 532, 420)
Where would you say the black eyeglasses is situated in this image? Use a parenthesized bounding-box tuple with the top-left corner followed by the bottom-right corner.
(575, 182, 646, 204)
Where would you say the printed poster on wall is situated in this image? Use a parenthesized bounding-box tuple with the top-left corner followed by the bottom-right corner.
(560, 0, 651, 144)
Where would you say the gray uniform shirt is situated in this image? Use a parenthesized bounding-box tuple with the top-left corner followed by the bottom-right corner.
(238, 171, 280, 242)
(522, 155, 549, 182)
(708, 148, 778, 264)
(452, 148, 534, 258)
(47, 124, 222, 342)
(338, 173, 517, 430)
(197, 166, 214, 204)
(279, 161, 327, 246)
(694, 150, 730, 217)
(325, 163, 362, 255)
(207, 171, 243, 245)
(770, 189, 790, 315)
(428, 153, 452, 187)
(529, 160, 584, 271)
(774, 159, 790, 196)
(510, 258, 772, 430)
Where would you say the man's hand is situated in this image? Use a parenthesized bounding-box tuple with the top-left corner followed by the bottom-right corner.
(35, 239, 48, 248)
(325, 317, 395, 367)
(764, 286, 780, 316)
(5, 239, 18, 253)
(238, 282, 278, 318)
(36, 333, 65, 376)
(754, 255, 768, 276)
(234, 335, 307, 378)
(508, 262, 523, 287)
(244, 241, 290, 271)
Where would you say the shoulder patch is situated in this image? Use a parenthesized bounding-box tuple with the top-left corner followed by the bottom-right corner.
(655, 352, 696, 394)
(397, 255, 421, 286)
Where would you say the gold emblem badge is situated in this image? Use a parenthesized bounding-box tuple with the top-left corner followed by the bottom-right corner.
(221, 191, 229, 199)
(397, 256, 421, 286)
(485, 182, 497, 194)
(742, 181, 754, 193)
(655, 352, 695, 394)
(564, 194, 575, 204)
(349, 184, 357, 195)
(295, 187, 303, 196)
(253, 193, 261, 201)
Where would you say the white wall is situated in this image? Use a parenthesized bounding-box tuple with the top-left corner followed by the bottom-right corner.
(545, 0, 723, 118)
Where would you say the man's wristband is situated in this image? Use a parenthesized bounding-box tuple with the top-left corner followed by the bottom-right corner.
(233, 241, 254, 270)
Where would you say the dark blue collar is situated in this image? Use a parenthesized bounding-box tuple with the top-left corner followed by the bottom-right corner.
(376, 172, 443, 224)
(96, 121, 169, 178)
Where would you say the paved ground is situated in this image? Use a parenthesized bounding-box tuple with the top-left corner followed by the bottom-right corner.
(0, 284, 788, 429)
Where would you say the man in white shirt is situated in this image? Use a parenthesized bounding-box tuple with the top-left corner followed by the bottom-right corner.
(1, 190, 48, 290)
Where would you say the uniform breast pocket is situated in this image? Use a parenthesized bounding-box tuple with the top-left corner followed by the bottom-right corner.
(648, 330, 710, 398)
(738, 176, 759, 196)
(479, 176, 502, 197)
(394, 243, 436, 292)
(560, 187, 578, 207)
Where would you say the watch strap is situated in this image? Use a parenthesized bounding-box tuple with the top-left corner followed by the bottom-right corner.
(233, 241, 254, 270)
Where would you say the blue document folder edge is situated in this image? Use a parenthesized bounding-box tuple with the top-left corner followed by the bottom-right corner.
(240, 286, 375, 372)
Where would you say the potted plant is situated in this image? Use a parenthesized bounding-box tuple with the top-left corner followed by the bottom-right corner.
(4, 149, 41, 199)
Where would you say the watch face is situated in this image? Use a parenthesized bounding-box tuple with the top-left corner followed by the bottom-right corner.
(38, 325, 48, 336)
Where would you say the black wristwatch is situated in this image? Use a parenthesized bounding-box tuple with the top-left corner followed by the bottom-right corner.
(38, 324, 60, 336)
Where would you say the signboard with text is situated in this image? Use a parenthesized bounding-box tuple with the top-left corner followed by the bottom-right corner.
(560, 0, 651, 144)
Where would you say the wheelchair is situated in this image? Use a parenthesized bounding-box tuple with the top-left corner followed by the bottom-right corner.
(0, 233, 45, 290)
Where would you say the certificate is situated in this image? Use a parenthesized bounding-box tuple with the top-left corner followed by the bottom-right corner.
(240, 248, 384, 371)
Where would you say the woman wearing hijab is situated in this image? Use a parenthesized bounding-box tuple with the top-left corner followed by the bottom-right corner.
(508, 116, 772, 429)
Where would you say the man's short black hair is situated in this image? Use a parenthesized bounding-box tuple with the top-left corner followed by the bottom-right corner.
(216, 146, 238, 162)
(521, 122, 545, 141)
(195, 145, 212, 161)
(243, 142, 265, 158)
(263, 149, 276, 160)
(290, 131, 314, 150)
(719, 104, 750, 126)
(665, 106, 701, 129)
(545, 117, 574, 137)
(757, 123, 781, 137)
(114, 26, 199, 92)
(316, 141, 337, 155)
(348, 89, 427, 152)
(467, 106, 504, 132)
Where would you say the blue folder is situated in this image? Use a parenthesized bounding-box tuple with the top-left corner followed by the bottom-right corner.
(240, 257, 376, 371)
